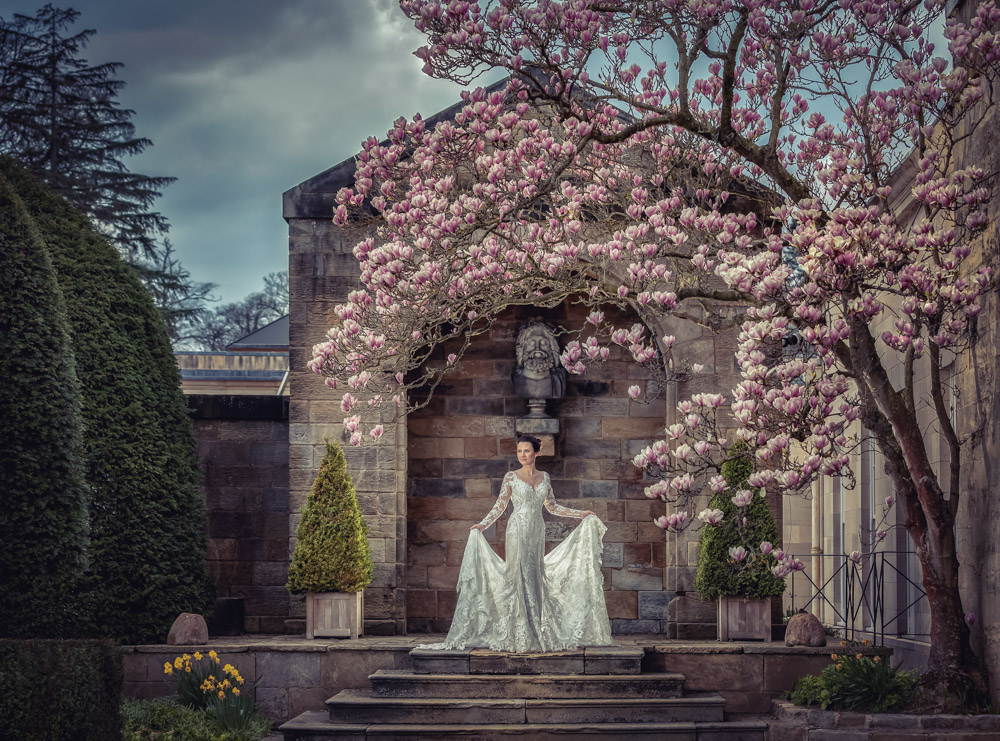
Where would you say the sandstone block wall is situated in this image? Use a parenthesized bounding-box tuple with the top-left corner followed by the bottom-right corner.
(405, 303, 674, 634)
(285, 210, 408, 636)
(189, 395, 290, 633)
(284, 152, 772, 639)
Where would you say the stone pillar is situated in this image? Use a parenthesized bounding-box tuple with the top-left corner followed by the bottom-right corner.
(284, 171, 407, 635)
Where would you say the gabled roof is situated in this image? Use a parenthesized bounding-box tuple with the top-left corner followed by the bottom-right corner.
(227, 314, 289, 351)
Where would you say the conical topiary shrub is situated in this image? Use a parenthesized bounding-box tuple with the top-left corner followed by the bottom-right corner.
(287, 440, 373, 594)
(1, 157, 213, 643)
(695, 445, 785, 600)
(0, 169, 90, 638)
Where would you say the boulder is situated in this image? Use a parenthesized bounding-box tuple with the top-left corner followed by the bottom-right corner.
(784, 611, 827, 647)
(167, 612, 209, 645)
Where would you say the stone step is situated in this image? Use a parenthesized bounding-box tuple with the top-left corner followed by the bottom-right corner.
(280, 712, 767, 741)
(326, 689, 726, 724)
(325, 691, 525, 725)
(368, 670, 686, 699)
(410, 645, 643, 675)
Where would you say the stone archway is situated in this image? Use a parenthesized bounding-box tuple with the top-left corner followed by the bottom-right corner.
(403, 300, 678, 635)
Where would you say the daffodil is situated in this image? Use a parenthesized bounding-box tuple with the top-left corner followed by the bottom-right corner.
(163, 663, 173, 675)
(173, 657, 183, 670)
(193, 651, 202, 661)
(233, 688, 240, 696)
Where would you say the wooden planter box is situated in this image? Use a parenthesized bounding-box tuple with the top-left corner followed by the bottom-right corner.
(718, 596, 772, 642)
(305, 591, 363, 639)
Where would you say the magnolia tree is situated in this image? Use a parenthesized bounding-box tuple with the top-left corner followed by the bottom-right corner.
(310, 0, 1000, 698)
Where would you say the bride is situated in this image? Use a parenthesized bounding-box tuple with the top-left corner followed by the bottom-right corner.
(424, 434, 613, 652)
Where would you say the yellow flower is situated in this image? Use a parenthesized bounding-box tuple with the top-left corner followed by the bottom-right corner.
(218, 690, 225, 700)
(182, 653, 191, 661)
(233, 688, 240, 696)
(856, 653, 863, 660)
(222, 679, 231, 689)
(184, 665, 191, 673)
(873, 656, 881, 663)
(224, 664, 234, 674)
(208, 650, 218, 660)
(830, 654, 837, 660)
(836, 664, 842, 670)
(193, 651, 202, 661)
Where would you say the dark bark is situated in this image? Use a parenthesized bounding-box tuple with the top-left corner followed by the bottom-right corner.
(843, 322, 986, 701)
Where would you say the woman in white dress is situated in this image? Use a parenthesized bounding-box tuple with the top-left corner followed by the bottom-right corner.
(427, 434, 614, 652)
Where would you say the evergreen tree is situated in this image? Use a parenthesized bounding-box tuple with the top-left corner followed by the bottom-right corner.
(1, 157, 214, 643)
(131, 241, 218, 347)
(0, 4, 174, 257)
(695, 447, 786, 601)
(0, 166, 89, 638)
(288, 441, 373, 594)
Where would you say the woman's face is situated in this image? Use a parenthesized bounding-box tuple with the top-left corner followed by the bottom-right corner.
(516, 442, 537, 466)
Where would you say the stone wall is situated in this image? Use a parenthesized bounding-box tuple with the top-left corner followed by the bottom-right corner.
(404, 303, 673, 634)
(283, 140, 771, 639)
(951, 0, 1000, 699)
(189, 395, 290, 633)
(285, 206, 407, 636)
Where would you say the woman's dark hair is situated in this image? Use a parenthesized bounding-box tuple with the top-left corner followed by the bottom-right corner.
(516, 434, 541, 452)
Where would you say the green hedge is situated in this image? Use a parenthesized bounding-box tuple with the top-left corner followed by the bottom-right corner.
(0, 639, 123, 741)
(0, 158, 214, 643)
(695, 446, 786, 600)
(0, 170, 90, 638)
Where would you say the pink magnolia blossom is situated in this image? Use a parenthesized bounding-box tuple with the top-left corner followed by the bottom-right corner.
(698, 508, 725, 525)
(316, 0, 998, 684)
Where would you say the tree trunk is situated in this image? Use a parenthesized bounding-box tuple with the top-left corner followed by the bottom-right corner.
(847, 322, 987, 701)
(908, 495, 986, 701)
(885, 409, 987, 702)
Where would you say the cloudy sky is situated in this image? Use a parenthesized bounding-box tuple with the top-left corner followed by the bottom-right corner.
(9, 0, 497, 304)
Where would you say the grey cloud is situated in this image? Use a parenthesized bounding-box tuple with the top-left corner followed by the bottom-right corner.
(3, 0, 479, 304)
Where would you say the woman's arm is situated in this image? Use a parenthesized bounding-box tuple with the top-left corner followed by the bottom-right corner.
(542, 474, 597, 519)
(471, 473, 513, 530)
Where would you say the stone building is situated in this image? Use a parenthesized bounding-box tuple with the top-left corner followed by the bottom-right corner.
(779, 0, 1000, 697)
(281, 91, 757, 638)
(280, 3, 1000, 699)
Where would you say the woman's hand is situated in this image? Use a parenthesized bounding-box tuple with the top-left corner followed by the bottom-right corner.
(470, 523, 486, 531)
(579, 510, 597, 519)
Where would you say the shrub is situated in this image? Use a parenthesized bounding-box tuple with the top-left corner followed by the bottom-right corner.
(787, 639, 918, 713)
(287, 440, 373, 594)
(0, 158, 214, 644)
(122, 698, 220, 741)
(695, 445, 786, 600)
(122, 696, 269, 741)
(0, 168, 90, 638)
(0, 639, 122, 741)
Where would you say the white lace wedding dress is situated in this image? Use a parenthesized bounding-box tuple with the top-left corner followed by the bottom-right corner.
(421, 470, 613, 652)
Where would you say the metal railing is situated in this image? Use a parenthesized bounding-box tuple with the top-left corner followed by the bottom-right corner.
(785, 552, 930, 645)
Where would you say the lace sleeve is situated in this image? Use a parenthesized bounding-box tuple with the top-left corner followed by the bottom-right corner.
(477, 473, 513, 528)
(543, 473, 586, 518)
